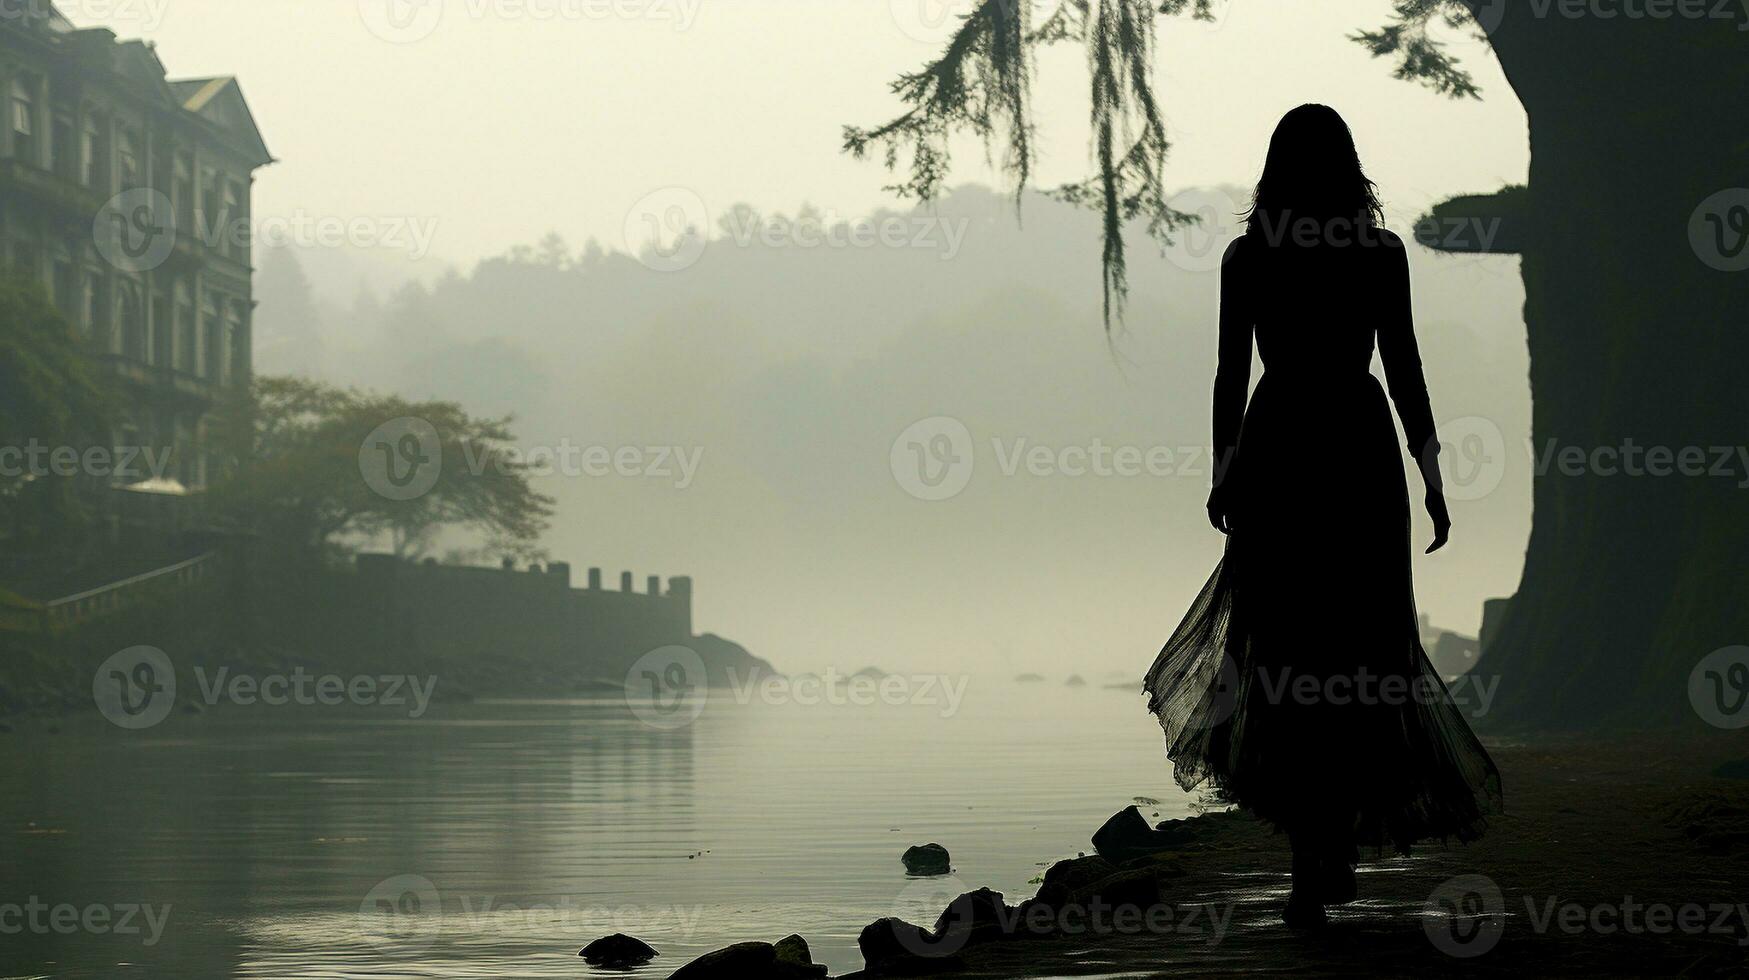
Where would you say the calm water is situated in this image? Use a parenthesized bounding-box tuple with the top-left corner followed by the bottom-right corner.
(0, 677, 1193, 978)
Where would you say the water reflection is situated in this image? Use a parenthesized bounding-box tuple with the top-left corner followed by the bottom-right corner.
(2, 683, 1186, 978)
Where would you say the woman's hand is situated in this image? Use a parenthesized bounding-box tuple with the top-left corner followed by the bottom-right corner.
(1207, 486, 1236, 535)
(1425, 491, 1452, 554)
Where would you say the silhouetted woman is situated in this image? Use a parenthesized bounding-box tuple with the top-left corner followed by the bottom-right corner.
(1144, 104, 1502, 928)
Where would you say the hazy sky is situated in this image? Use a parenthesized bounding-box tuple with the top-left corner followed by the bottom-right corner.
(69, 0, 1529, 268)
(60, 0, 1537, 673)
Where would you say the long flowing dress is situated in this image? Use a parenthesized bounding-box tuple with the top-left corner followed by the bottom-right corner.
(1144, 229, 1503, 854)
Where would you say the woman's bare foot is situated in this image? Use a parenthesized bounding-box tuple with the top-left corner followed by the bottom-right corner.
(1283, 892, 1328, 928)
(1286, 845, 1329, 927)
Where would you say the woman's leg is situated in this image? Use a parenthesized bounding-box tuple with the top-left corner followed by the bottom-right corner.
(1284, 824, 1329, 927)
(1319, 809, 1359, 905)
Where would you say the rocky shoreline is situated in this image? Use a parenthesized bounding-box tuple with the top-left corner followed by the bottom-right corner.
(631, 734, 1749, 978)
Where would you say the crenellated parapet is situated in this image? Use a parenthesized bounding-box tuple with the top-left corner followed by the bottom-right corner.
(353, 553, 695, 669)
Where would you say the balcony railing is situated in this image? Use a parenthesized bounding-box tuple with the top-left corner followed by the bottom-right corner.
(41, 551, 218, 630)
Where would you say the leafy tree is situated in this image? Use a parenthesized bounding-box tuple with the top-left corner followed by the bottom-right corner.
(0, 273, 111, 546)
(212, 376, 554, 559)
(852, 1, 1749, 726)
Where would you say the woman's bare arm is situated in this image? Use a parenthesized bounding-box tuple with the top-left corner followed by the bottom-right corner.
(1377, 237, 1451, 553)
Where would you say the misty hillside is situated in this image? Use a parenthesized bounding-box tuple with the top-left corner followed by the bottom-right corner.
(254, 185, 1531, 676)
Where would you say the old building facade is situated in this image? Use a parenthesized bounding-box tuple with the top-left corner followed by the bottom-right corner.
(0, 3, 271, 504)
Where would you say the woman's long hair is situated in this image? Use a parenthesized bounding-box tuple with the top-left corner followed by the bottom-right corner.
(1243, 104, 1384, 242)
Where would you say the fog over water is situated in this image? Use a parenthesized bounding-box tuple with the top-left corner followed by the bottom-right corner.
(79, 0, 1532, 675)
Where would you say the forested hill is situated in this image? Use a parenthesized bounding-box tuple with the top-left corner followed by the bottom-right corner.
(254, 184, 1532, 679)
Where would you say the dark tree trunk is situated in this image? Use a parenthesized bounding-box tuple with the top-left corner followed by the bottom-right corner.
(1463, 6, 1749, 727)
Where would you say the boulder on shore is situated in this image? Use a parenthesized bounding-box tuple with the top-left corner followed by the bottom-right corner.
(857, 916, 965, 975)
(774, 933, 813, 968)
(1091, 805, 1200, 863)
(666, 937, 826, 979)
(930, 887, 1021, 948)
(579, 932, 656, 966)
(1031, 854, 1166, 914)
(902, 842, 951, 876)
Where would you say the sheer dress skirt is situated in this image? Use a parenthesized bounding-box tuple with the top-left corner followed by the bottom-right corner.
(1144, 374, 1502, 853)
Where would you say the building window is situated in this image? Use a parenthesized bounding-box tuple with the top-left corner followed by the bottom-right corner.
(201, 169, 221, 237)
(50, 113, 73, 178)
(201, 291, 220, 381)
(222, 180, 243, 259)
(117, 128, 139, 188)
(225, 300, 245, 382)
(11, 240, 38, 278)
(53, 260, 76, 315)
(152, 296, 171, 366)
(173, 155, 193, 230)
(174, 281, 194, 371)
(81, 115, 108, 189)
(84, 271, 109, 343)
(11, 76, 37, 166)
(120, 288, 145, 361)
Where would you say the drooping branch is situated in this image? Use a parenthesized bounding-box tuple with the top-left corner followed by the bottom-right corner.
(846, 0, 1488, 331)
(1351, 1, 1485, 98)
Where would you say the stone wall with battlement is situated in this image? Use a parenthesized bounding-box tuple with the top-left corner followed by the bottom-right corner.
(353, 554, 693, 677)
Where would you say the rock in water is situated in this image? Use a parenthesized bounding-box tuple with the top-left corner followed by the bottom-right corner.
(667, 938, 827, 978)
(1064, 674, 1087, 687)
(902, 842, 951, 876)
(579, 932, 657, 966)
